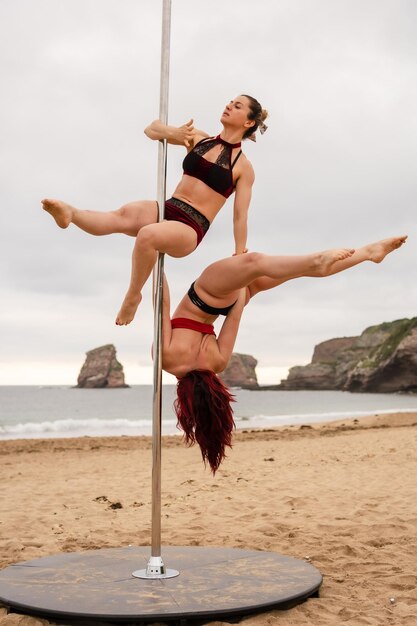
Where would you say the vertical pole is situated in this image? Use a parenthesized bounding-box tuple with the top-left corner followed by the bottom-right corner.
(132, 0, 178, 580)
(151, 0, 171, 560)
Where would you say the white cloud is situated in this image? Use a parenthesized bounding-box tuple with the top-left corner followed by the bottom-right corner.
(1, 0, 415, 385)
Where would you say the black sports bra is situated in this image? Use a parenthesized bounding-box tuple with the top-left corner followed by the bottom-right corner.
(182, 135, 242, 198)
(188, 281, 236, 316)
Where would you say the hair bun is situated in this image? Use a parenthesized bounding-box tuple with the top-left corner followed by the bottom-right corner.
(261, 109, 269, 122)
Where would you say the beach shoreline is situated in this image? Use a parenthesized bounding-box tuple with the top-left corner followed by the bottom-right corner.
(1, 411, 417, 625)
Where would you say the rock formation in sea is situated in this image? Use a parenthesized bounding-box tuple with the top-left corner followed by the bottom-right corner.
(219, 353, 259, 389)
(278, 318, 417, 393)
(76, 344, 129, 388)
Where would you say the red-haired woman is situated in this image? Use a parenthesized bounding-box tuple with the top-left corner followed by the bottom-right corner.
(162, 236, 407, 473)
(41, 95, 268, 325)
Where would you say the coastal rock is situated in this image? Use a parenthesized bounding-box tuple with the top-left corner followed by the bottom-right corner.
(279, 318, 417, 393)
(219, 353, 259, 389)
(312, 337, 357, 363)
(77, 344, 129, 388)
(279, 362, 337, 391)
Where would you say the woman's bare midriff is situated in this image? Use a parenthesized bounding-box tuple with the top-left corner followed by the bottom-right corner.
(172, 293, 217, 326)
(171, 176, 227, 222)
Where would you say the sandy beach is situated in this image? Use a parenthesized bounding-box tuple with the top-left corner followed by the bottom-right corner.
(1, 412, 417, 625)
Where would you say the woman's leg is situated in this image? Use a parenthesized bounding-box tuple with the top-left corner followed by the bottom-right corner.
(247, 236, 407, 298)
(42, 198, 158, 237)
(115, 221, 198, 325)
(42, 197, 200, 325)
(197, 236, 406, 306)
(197, 247, 354, 307)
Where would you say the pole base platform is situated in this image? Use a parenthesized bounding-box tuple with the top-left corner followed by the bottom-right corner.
(0, 545, 322, 623)
(132, 553, 180, 579)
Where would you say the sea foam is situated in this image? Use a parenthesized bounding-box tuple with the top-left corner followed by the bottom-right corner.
(0, 417, 179, 439)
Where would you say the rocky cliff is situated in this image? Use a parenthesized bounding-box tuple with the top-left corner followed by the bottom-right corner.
(219, 353, 259, 389)
(279, 318, 417, 393)
(77, 344, 129, 388)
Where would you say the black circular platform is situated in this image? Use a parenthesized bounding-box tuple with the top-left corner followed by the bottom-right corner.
(0, 546, 322, 623)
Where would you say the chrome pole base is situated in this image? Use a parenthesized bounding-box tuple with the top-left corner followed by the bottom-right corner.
(132, 555, 179, 579)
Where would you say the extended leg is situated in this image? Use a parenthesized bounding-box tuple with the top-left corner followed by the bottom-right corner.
(197, 235, 407, 306)
(248, 235, 407, 298)
(42, 198, 158, 237)
(197, 247, 354, 307)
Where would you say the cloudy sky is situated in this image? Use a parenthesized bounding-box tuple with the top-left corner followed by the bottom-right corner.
(1, 0, 415, 385)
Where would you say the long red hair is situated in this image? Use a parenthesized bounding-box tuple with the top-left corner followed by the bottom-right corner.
(174, 370, 236, 474)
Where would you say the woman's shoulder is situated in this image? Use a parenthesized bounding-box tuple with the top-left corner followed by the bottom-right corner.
(191, 130, 210, 146)
(198, 338, 227, 373)
(235, 153, 255, 182)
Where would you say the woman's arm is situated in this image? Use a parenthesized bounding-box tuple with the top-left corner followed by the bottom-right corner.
(214, 290, 247, 372)
(232, 161, 255, 255)
(144, 119, 208, 148)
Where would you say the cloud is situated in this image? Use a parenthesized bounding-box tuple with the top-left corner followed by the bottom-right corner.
(0, 0, 415, 384)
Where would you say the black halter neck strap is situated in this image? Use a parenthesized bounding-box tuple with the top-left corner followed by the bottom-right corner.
(215, 135, 242, 149)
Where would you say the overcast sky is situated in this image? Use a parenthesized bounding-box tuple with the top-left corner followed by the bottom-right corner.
(0, 0, 415, 385)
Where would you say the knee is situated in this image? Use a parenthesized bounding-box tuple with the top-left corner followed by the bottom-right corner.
(116, 203, 137, 221)
(117, 204, 129, 218)
(113, 203, 140, 236)
(136, 224, 157, 248)
(243, 251, 262, 269)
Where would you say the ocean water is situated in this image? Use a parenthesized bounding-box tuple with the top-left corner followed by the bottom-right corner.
(1, 385, 417, 440)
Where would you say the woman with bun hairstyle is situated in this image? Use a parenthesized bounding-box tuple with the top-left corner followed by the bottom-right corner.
(42, 95, 268, 325)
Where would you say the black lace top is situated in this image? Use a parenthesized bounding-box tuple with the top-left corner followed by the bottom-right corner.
(182, 135, 242, 198)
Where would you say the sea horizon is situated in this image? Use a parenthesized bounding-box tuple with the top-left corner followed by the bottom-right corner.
(1, 385, 417, 441)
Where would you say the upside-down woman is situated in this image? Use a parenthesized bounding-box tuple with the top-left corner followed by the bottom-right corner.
(161, 236, 407, 474)
(42, 95, 268, 325)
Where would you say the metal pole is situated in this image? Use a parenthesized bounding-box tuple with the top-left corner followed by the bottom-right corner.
(132, 0, 178, 580)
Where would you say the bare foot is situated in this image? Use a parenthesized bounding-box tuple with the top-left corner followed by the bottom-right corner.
(115, 293, 142, 326)
(316, 248, 355, 275)
(41, 199, 74, 229)
(366, 236, 408, 263)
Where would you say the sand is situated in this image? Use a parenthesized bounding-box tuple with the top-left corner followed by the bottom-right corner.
(1, 412, 417, 625)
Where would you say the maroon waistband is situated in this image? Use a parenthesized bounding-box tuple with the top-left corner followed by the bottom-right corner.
(164, 198, 209, 247)
(171, 317, 216, 336)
